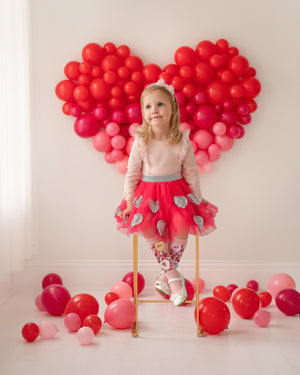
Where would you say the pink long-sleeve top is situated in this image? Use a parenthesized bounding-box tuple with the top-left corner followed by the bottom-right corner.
(124, 130, 202, 201)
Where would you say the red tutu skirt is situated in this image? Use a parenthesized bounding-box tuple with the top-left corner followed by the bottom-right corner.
(115, 173, 218, 243)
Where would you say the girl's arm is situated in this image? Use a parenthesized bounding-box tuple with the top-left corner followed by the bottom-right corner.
(182, 141, 202, 202)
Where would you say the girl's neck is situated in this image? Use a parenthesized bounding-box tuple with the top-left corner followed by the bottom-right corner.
(152, 128, 170, 141)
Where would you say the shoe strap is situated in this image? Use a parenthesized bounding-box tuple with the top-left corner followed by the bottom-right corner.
(168, 277, 182, 284)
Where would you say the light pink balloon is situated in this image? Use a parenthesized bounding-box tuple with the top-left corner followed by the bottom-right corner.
(180, 122, 192, 132)
(104, 299, 136, 329)
(64, 313, 81, 332)
(105, 122, 120, 136)
(35, 295, 46, 311)
(129, 122, 140, 136)
(77, 326, 94, 345)
(111, 149, 124, 161)
(215, 135, 234, 151)
(111, 281, 132, 299)
(111, 135, 126, 150)
(92, 131, 111, 153)
(212, 122, 227, 136)
(116, 156, 128, 174)
(192, 278, 205, 294)
(38, 320, 59, 339)
(267, 273, 296, 298)
(193, 129, 214, 150)
(254, 310, 271, 327)
(126, 137, 134, 155)
(208, 143, 221, 161)
(202, 161, 214, 173)
(195, 150, 209, 166)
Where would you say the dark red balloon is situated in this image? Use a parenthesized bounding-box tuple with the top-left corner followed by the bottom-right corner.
(183, 279, 195, 306)
(42, 273, 63, 289)
(41, 284, 71, 316)
(122, 272, 145, 295)
(83, 314, 102, 334)
(65, 293, 99, 323)
(74, 114, 100, 138)
(275, 289, 300, 316)
(22, 322, 40, 342)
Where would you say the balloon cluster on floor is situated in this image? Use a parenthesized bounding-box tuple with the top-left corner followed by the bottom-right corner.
(55, 39, 261, 174)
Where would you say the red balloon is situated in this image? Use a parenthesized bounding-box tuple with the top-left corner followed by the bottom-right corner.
(247, 280, 259, 292)
(83, 314, 102, 334)
(182, 83, 196, 98)
(64, 61, 80, 80)
(194, 297, 230, 335)
(79, 61, 92, 74)
(55, 80, 77, 101)
(206, 80, 230, 104)
(41, 284, 71, 316)
(116, 45, 130, 59)
(22, 322, 40, 342)
(196, 40, 217, 61)
(183, 279, 195, 305)
(258, 291, 272, 308)
(171, 76, 185, 90)
(82, 43, 105, 65)
(229, 85, 244, 99)
(179, 65, 194, 80)
(213, 285, 230, 302)
(125, 102, 142, 123)
(89, 78, 111, 101)
(193, 104, 218, 129)
(194, 62, 215, 85)
(65, 294, 99, 323)
(227, 284, 238, 296)
(105, 292, 119, 305)
(228, 55, 249, 77)
(101, 55, 123, 72)
(174, 46, 197, 66)
(125, 56, 144, 72)
(143, 64, 162, 83)
(42, 273, 63, 289)
(73, 85, 89, 101)
(232, 288, 260, 319)
(122, 272, 145, 295)
(275, 289, 300, 316)
(241, 77, 261, 99)
(74, 114, 100, 138)
(103, 42, 116, 55)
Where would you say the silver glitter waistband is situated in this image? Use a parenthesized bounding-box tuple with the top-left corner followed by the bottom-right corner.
(141, 173, 182, 182)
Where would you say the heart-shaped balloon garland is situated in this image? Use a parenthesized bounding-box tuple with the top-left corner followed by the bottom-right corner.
(55, 39, 261, 174)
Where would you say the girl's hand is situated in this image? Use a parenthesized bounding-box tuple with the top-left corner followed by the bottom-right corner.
(118, 200, 133, 219)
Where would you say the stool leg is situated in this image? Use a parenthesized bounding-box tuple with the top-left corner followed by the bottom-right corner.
(132, 235, 139, 337)
(195, 235, 205, 337)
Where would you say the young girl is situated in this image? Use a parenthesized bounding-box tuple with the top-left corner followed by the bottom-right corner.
(115, 79, 217, 306)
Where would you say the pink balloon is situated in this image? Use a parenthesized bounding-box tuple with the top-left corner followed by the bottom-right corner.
(105, 122, 120, 136)
(111, 149, 124, 161)
(215, 135, 234, 151)
(64, 313, 81, 332)
(180, 122, 192, 132)
(239, 114, 251, 125)
(126, 137, 134, 155)
(193, 129, 214, 149)
(41, 284, 71, 316)
(111, 109, 126, 124)
(237, 103, 249, 116)
(193, 104, 218, 129)
(267, 273, 296, 298)
(116, 155, 129, 174)
(104, 152, 115, 164)
(212, 122, 227, 136)
(38, 320, 59, 339)
(110, 281, 132, 299)
(93, 105, 108, 120)
(77, 326, 94, 345)
(208, 143, 221, 161)
(223, 99, 234, 111)
(192, 278, 205, 294)
(125, 102, 142, 123)
(104, 299, 136, 329)
(92, 131, 111, 152)
(202, 161, 214, 173)
(195, 150, 209, 166)
(129, 122, 140, 136)
(193, 91, 207, 105)
(111, 135, 126, 149)
(35, 295, 46, 311)
(254, 310, 271, 327)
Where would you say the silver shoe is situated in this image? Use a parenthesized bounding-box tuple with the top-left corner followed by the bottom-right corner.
(169, 273, 187, 306)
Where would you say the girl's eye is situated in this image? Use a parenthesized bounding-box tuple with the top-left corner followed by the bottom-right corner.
(145, 105, 151, 110)
(158, 102, 164, 107)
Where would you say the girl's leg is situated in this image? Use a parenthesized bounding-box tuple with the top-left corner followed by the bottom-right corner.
(169, 235, 188, 268)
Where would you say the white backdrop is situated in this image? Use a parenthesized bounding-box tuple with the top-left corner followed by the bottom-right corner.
(29, 0, 300, 267)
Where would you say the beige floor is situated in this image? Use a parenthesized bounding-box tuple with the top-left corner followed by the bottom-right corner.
(0, 284, 299, 375)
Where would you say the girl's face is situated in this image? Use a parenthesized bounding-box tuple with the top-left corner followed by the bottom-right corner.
(142, 90, 173, 134)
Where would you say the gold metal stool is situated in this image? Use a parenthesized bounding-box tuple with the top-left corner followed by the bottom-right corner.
(132, 234, 204, 337)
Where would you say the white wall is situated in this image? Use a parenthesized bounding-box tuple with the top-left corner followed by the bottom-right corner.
(30, 0, 300, 265)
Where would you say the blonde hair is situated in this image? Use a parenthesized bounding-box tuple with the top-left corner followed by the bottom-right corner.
(135, 84, 182, 145)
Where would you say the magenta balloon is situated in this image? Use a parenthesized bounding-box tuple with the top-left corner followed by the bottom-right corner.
(219, 110, 239, 125)
(122, 271, 145, 295)
(92, 131, 111, 152)
(104, 299, 136, 329)
(42, 273, 63, 289)
(111, 109, 126, 124)
(41, 284, 71, 316)
(74, 114, 100, 138)
(125, 103, 142, 123)
(193, 104, 218, 129)
(193, 91, 207, 105)
(275, 289, 300, 316)
(93, 105, 108, 120)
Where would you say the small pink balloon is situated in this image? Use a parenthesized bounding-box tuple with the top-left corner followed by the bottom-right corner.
(35, 295, 46, 311)
(239, 114, 251, 125)
(237, 103, 249, 116)
(180, 122, 192, 132)
(93, 131, 111, 152)
(192, 278, 205, 294)
(38, 320, 59, 339)
(126, 137, 134, 155)
(215, 134, 234, 151)
(193, 129, 214, 149)
(70, 105, 82, 117)
(64, 313, 81, 332)
(129, 122, 140, 136)
(223, 99, 234, 111)
(208, 143, 221, 161)
(202, 161, 214, 173)
(195, 150, 209, 166)
(111, 149, 124, 161)
(193, 91, 207, 105)
(111, 135, 126, 149)
(105, 122, 120, 136)
(110, 281, 132, 299)
(104, 152, 115, 164)
(116, 156, 129, 174)
(212, 122, 227, 136)
(267, 273, 296, 298)
(254, 310, 271, 327)
(77, 326, 94, 345)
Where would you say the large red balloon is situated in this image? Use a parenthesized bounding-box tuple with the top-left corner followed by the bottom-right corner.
(143, 64, 162, 83)
(89, 78, 111, 101)
(41, 284, 71, 316)
(174, 46, 197, 66)
(82, 43, 105, 65)
(74, 114, 100, 138)
(55, 80, 77, 101)
(65, 293, 99, 323)
(196, 41, 217, 61)
(194, 297, 230, 335)
(193, 104, 218, 129)
(206, 80, 230, 104)
(241, 77, 261, 99)
(231, 288, 260, 319)
(194, 62, 215, 85)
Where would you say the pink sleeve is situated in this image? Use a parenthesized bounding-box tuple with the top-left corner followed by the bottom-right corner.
(123, 137, 143, 201)
(182, 141, 202, 200)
